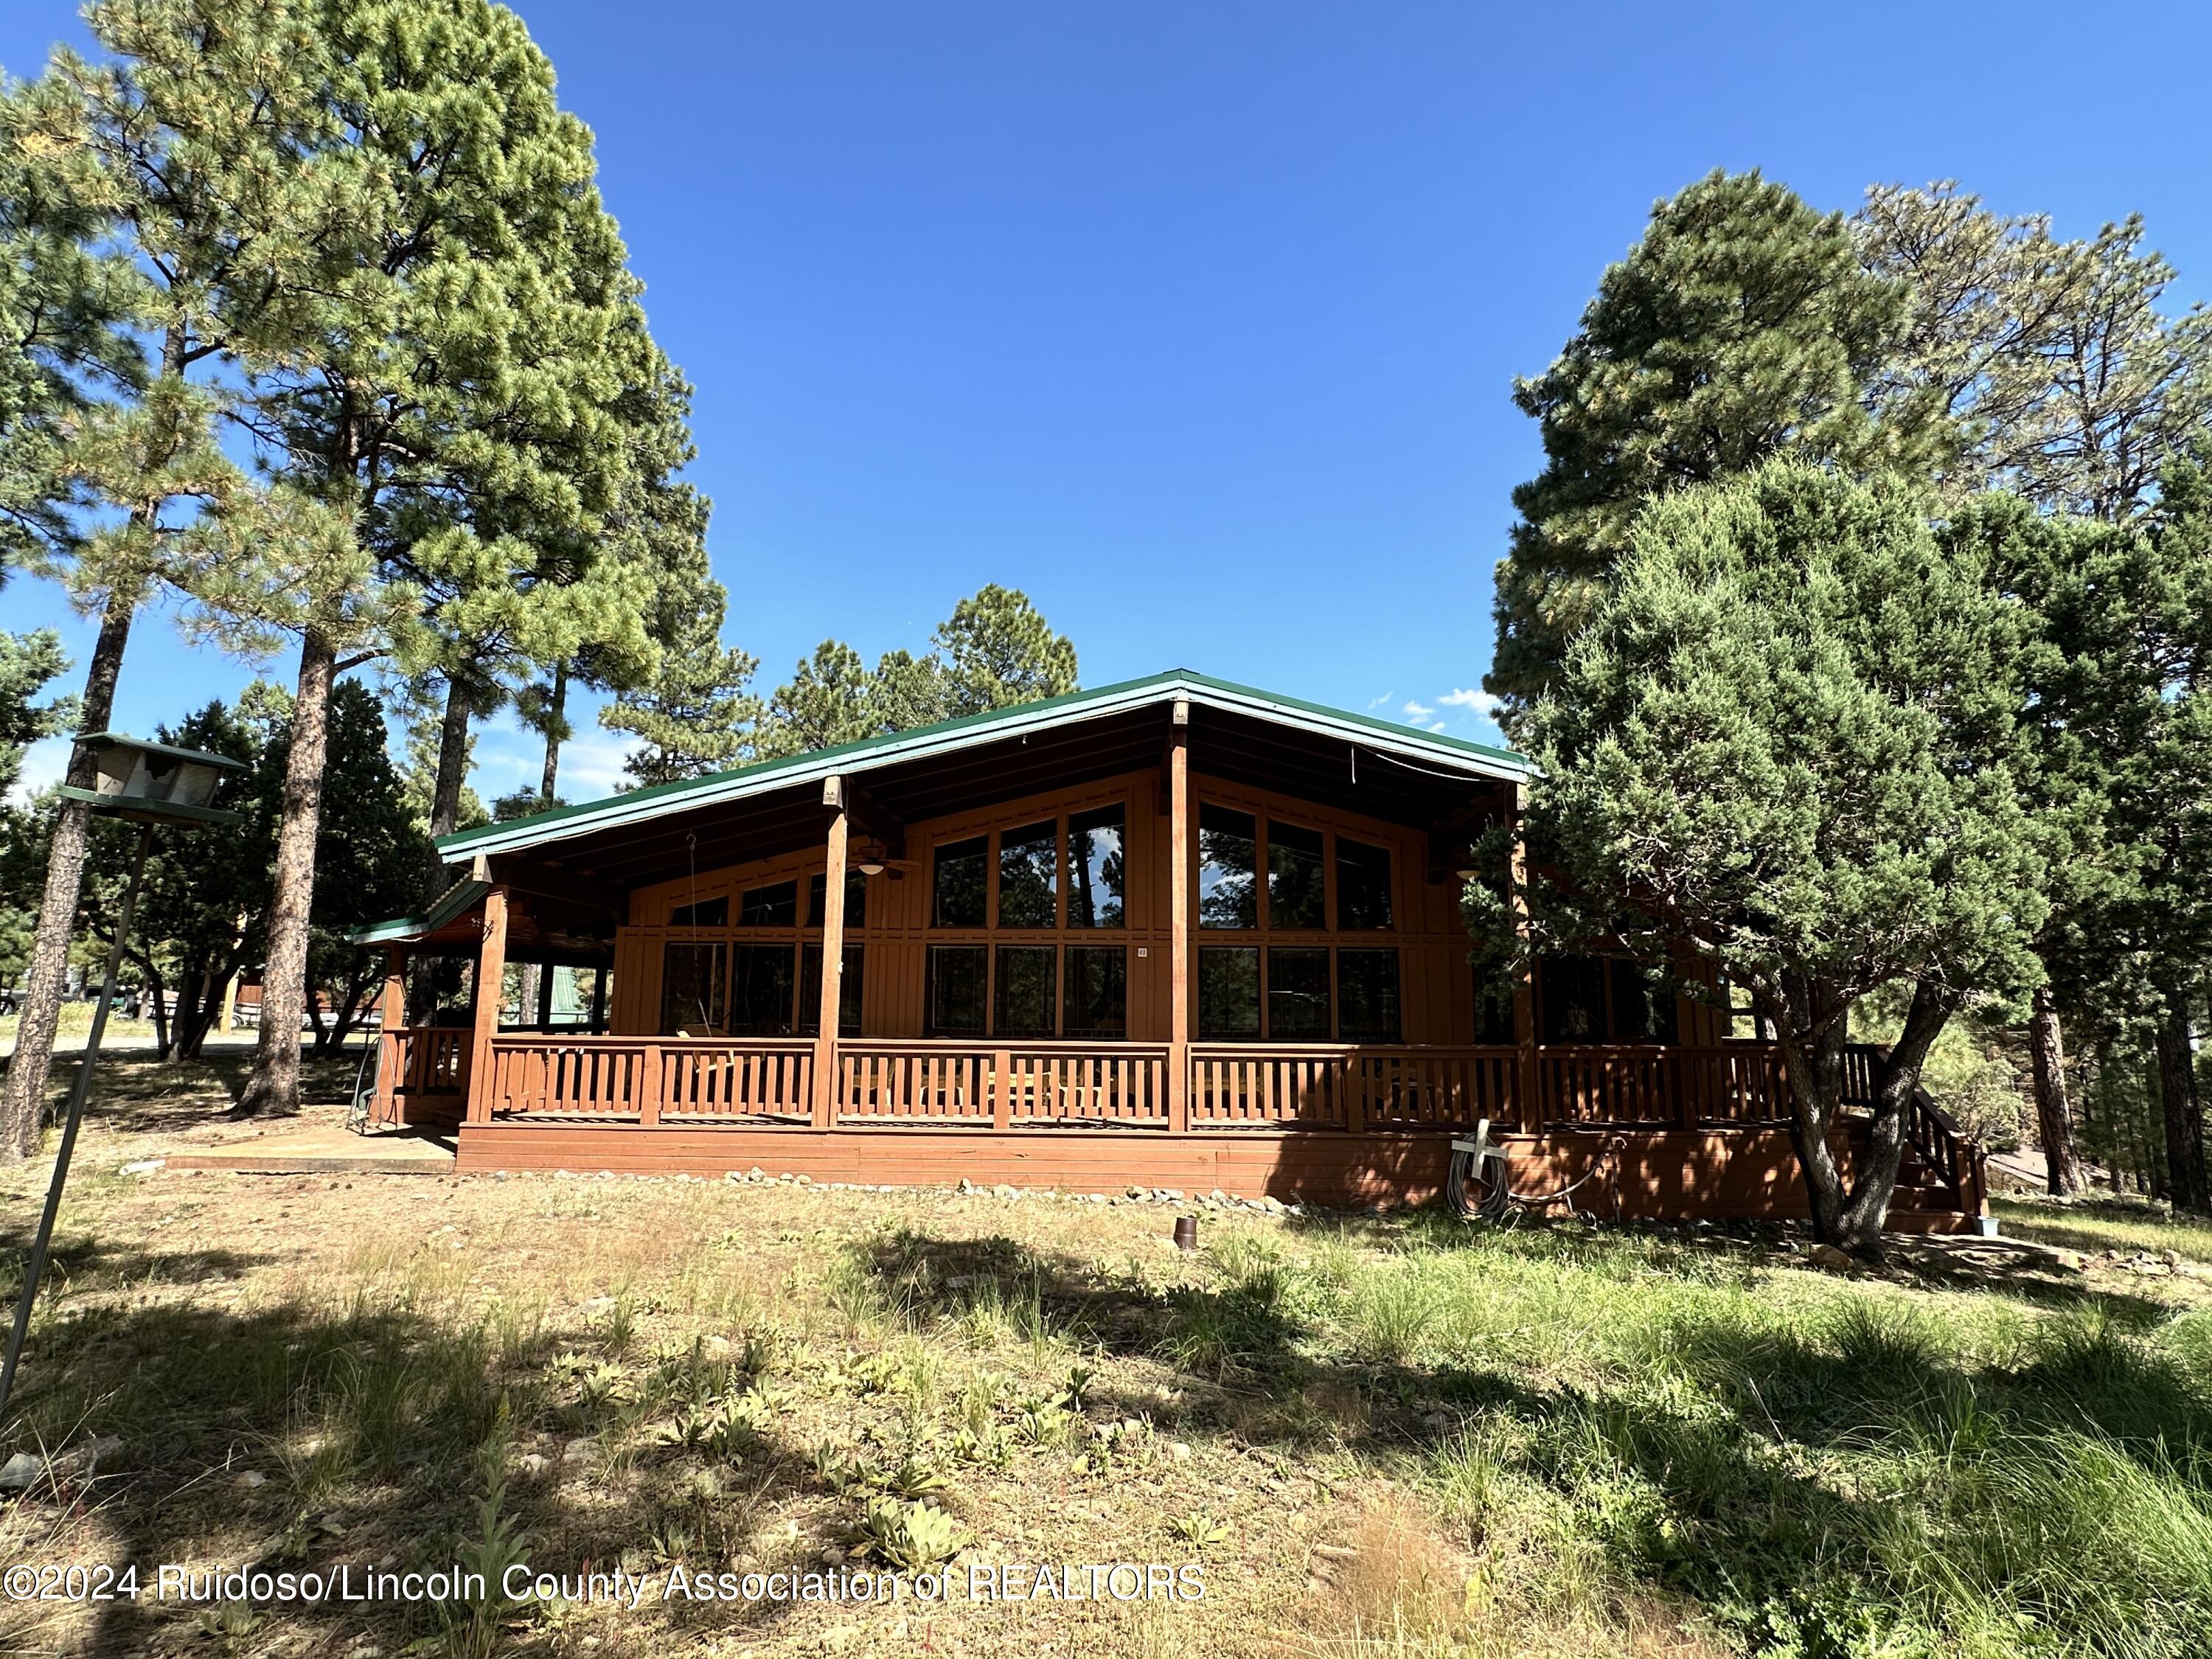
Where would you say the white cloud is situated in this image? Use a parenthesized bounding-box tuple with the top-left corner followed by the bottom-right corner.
(1437, 686, 1498, 716)
(1366, 690, 1394, 709)
(1402, 700, 1434, 720)
(557, 731, 634, 801)
(1429, 721, 1447, 732)
(4, 735, 71, 808)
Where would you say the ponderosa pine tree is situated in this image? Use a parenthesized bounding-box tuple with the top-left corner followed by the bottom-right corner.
(1487, 170, 1951, 727)
(1493, 462, 2045, 1255)
(601, 571, 762, 787)
(0, 0, 333, 1155)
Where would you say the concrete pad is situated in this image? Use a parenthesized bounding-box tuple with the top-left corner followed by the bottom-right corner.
(166, 1124, 456, 1175)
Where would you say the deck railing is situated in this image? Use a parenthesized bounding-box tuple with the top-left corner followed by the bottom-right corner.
(835, 1041, 1171, 1127)
(1189, 1045, 1520, 1130)
(480, 1034, 814, 1122)
(1539, 1043, 1794, 1127)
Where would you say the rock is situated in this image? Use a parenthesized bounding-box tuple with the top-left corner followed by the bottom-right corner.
(725, 1170, 745, 1183)
(0, 1435, 123, 1491)
(1127, 1185, 1147, 1200)
(1168, 1441, 1193, 1462)
(0, 1452, 41, 1491)
(959, 1178, 977, 1193)
(992, 1183, 1020, 1200)
(748, 1166, 767, 1182)
(563, 1439, 594, 1464)
(119, 1159, 165, 1176)
(514, 1453, 551, 1475)
(235, 1470, 268, 1489)
(2051, 1249, 2086, 1271)
(1806, 1244, 1855, 1273)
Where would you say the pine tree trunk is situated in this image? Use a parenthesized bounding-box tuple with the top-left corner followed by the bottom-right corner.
(2028, 983, 2086, 1196)
(235, 630, 336, 1119)
(0, 587, 138, 1158)
(2154, 991, 2209, 1214)
(540, 663, 566, 803)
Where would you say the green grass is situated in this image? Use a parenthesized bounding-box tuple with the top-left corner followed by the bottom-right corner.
(1994, 1194, 2212, 1265)
(2, 1058, 2210, 1658)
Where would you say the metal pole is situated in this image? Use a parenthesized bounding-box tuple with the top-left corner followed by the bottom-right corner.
(0, 821, 154, 1428)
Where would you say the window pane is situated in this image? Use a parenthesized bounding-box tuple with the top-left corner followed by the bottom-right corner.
(1198, 806, 1257, 929)
(660, 942, 726, 1034)
(927, 945, 987, 1035)
(1472, 970, 1517, 1043)
(1197, 947, 1261, 1038)
(807, 870, 867, 930)
(800, 944, 863, 1037)
(1338, 949, 1401, 1043)
(1063, 946, 1126, 1038)
(998, 821, 1058, 928)
(1266, 821, 1326, 930)
(669, 896, 728, 928)
(932, 837, 988, 928)
(994, 945, 1057, 1037)
(1067, 806, 1126, 928)
(730, 945, 796, 1034)
(1540, 955, 1606, 1043)
(1335, 838, 1394, 931)
(1267, 946, 1331, 1039)
(739, 880, 798, 927)
(1609, 960, 1677, 1044)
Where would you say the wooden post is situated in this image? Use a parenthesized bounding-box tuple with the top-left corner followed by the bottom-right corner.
(467, 887, 509, 1125)
(813, 779, 849, 1130)
(1167, 703, 1191, 1133)
(374, 947, 406, 1127)
(589, 965, 608, 1033)
(1509, 785, 1538, 1132)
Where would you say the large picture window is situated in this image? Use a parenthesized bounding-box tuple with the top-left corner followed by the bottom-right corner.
(998, 821, 1058, 928)
(808, 870, 866, 929)
(739, 880, 798, 927)
(994, 945, 1057, 1037)
(1064, 946, 1126, 1038)
(927, 945, 988, 1035)
(669, 896, 728, 927)
(1198, 806, 1258, 928)
(1537, 956, 1674, 1044)
(1267, 821, 1326, 929)
(1198, 947, 1261, 1039)
(1338, 949, 1401, 1042)
(661, 942, 726, 1034)
(1266, 946, 1330, 1039)
(730, 945, 796, 1035)
(1067, 806, 1125, 928)
(1335, 838, 1393, 931)
(932, 838, 988, 928)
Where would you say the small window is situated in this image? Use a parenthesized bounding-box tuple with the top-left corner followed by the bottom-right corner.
(807, 870, 868, 931)
(994, 945, 1057, 1037)
(1197, 946, 1261, 1039)
(800, 944, 863, 1037)
(1338, 949, 1401, 1043)
(668, 896, 728, 928)
(1067, 805, 1126, 928)
(998, 821, 1058, 928)
(927, 945, 988, 1035)
(1064, 946, 1127, 1038)
(730, 945, 796, 1034)
(1335, 838, 1393, 931)
(661, 942, 726, 1034)
(1198, 806, 1257, 929)
(1267, 946, 1331, 1039)
(932, 838, 988, 928)
(1609, 959, 1677, 1044)
(1267, 821, 1326, 930)
(739, 880, 798, 927)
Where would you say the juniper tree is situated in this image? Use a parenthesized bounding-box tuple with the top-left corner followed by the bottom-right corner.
(1487, 170, 1950, 726)
(1492, 462, 2044, 1255)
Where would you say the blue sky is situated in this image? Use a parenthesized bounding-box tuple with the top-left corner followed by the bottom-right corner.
(7, 1, 2211, 805)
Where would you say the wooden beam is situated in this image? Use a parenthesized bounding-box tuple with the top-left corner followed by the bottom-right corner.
(1168, 723, 1191, 1133)
(811, 804, 849, 1129)
(374, 947, 406, 1127)
(467, 887, 509, 1126)
(840, 775, 905, 860)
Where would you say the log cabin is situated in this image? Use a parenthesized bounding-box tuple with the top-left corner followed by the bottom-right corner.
(355, 670, 1987, 1230)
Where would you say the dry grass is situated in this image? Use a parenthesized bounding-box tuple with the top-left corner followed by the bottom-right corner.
(0, 1052, 2207, 1658)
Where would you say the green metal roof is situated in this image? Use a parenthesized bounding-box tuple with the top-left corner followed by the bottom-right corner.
(348, 872, 493, 946)
(434, 669, 1528, 864)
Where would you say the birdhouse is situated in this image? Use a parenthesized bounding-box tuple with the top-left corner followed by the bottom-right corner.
(55, 733, 246, 827)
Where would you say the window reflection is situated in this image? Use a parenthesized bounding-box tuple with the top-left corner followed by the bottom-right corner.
(998, 821, 1058, 928)
(739, 880, 798, 927)
(1335, 838, 1393, 930)
(932, 837, 987, 928)
(994, 945, 1057, 1037)
(1064, 946, 1127, 1038)
(669, 896, 727, 928)
(660, 942, 726, 1034)
(1197, 947, 1261, 1038)
(731, 945, 796, 1034)
(1198, 806, 1257, 928)
(1338, 949, 1401, 1042)
(1267, 821, 1325, 930)
(800, 944, 863, 1037)
(807, 870, 867, 930)
(1067, 806, 1125, 928)
(928, 945, 987, 1034)
(1267, 947, 1330, 1039)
